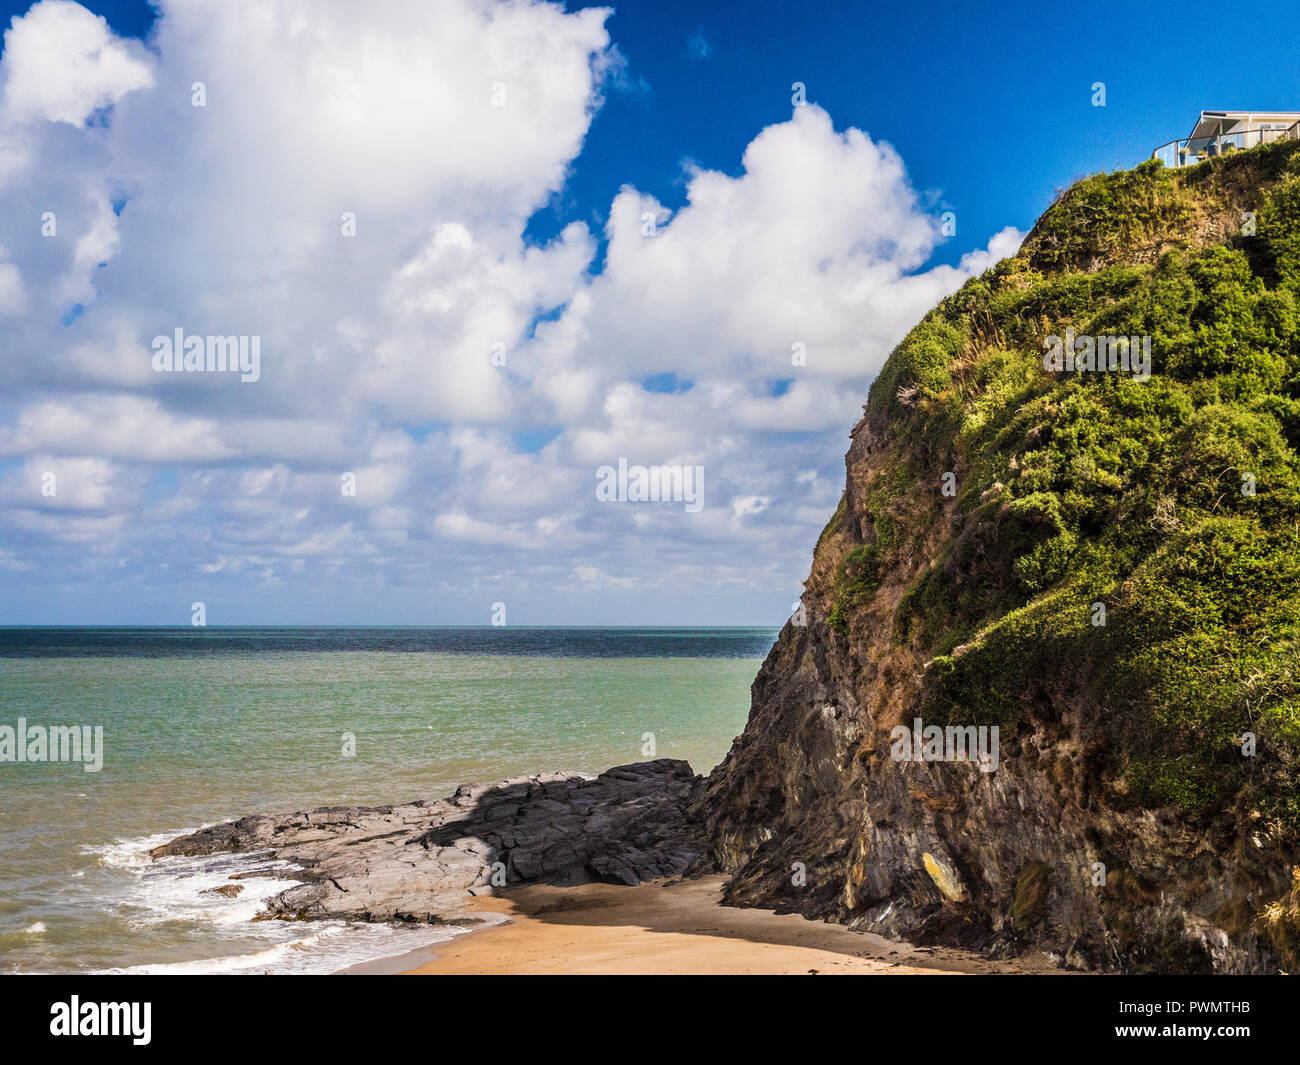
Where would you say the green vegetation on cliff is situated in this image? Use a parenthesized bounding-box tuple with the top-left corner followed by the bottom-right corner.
(835, 142, 1300, 838)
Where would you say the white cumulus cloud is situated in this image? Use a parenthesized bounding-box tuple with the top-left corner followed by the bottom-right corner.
(0, 0, 1022, 623)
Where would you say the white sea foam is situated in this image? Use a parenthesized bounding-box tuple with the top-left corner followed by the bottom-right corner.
(81, 827, 501, 975)
(86, 828, 301, 926)
(97, 919, 489, 975)
(87, 827, 216, 869)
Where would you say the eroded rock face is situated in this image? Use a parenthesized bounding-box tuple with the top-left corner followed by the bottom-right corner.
(703, 634, 1289, 972)
(698, 417, 1287, 973)
(152, 759, 707, 923)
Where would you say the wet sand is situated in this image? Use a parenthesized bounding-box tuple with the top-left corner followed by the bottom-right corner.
(396, 875, 1057, 975)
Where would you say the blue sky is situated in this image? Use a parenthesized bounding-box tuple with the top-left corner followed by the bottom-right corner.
(35, 0, 1300, 272)
(537, 0, 1300, 267)
(0, 0, 1296, 625)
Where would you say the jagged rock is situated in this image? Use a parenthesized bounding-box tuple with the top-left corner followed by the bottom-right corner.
(152, 759, 707, 923)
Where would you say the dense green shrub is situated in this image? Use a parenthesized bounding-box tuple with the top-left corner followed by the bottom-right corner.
(865, 142, 1300, 821)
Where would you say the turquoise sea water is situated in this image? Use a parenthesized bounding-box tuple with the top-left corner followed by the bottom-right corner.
(0, 627, 775, 974)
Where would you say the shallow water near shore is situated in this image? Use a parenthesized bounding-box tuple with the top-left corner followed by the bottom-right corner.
(0, 626, 775, 974)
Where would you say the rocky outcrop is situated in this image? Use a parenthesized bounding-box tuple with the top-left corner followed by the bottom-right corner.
(152, 759, 707, 923)
(700, 143, 1300, 974)
(700, 591, 1291, 974)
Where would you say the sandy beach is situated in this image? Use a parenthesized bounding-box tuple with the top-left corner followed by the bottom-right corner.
(396, 875, 1056, 975)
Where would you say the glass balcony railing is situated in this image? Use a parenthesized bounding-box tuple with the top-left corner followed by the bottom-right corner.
(1153, 124, 1300, 168)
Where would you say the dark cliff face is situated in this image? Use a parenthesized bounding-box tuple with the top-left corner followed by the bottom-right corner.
(702, 142, 1300, 973)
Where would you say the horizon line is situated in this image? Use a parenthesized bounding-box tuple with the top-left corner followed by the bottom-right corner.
(0, 623, 786, 630)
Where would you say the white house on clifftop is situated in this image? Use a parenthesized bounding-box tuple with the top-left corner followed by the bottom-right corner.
(1153, 110, 1300, 167)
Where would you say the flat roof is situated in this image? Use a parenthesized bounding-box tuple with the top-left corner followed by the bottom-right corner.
(1188, 110, 1300, 139)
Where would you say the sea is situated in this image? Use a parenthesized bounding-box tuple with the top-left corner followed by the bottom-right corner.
(0, 626, 776, 974)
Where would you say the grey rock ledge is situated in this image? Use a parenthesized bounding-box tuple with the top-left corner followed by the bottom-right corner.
(151, 758, 708, 925)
